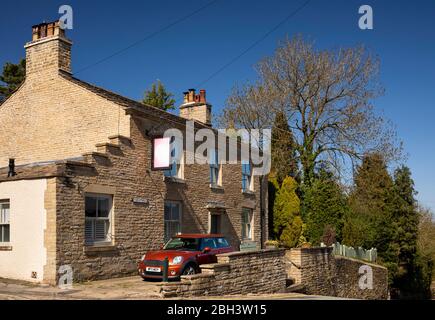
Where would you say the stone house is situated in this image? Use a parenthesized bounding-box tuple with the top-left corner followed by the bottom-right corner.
(0, 21, 268, 284)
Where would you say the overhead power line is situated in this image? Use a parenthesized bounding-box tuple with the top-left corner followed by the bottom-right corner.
(74, 0, 220, 75)
(195, 0, 312, 87)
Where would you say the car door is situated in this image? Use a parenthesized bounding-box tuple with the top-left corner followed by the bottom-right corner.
(216, 237, 233, 254)
(197, 238, 219, 264)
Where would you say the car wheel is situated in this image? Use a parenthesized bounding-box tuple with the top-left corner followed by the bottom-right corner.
(182, 264, 197, 276)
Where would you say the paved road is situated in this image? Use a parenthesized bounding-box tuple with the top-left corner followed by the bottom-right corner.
(0, 277, 347, 300)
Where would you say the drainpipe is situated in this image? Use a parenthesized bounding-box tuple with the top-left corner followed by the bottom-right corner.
(8, 159, 17, 177)
(259, 175, 265, 249)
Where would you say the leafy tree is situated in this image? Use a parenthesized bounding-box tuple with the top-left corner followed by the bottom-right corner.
(416, 207, 435, 298)
(392, 167, 418, 269)
(271, 111, 298, 184)
(417, 206, 435, 278)
(390, 168, 432, 299)
(273, 176, 302, 248)
(302, 169, 347, 246)
(344, 153, 398, 284)
(268, 176, 280, 239)
(143, 80, 175, 111)
(222, 36, 401, 188)
(0, 59, 25, 103)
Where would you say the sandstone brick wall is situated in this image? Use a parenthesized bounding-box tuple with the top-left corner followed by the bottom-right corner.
(0, 72, 130, 169)
(51, 117, 263, 283)
(43, 178, 57, 284)
(285, 247, 389, 300)
(334, 256, 389, 300)
(1, 29, 266, 284)
(160, 249, 286, 298)
(286, 247, 336, 296)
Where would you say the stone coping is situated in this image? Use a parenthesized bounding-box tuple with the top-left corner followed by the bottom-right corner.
(217, 248, 285, 259)
(0, 160, 95, 182)
(334, 254, 387, 269)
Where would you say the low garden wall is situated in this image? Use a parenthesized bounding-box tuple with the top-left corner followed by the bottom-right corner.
(160, 249, 287, 298)
(286, 247, 389, 300)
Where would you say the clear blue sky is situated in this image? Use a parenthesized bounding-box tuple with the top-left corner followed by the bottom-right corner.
(1, 0, 434, 211)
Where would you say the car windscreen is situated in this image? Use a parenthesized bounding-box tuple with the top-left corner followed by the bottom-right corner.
(163, 237, 201, 251)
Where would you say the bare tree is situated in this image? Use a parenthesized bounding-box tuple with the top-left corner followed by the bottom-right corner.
(221, 35, 402, 184)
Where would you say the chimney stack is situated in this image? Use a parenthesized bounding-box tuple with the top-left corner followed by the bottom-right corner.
(25, 21, 72, 77)
(180, 89, 212, 126)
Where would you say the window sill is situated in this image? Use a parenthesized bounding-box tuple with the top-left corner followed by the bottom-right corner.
(164, 176, 186, 184)
(0, 245, 12, 251)
(83, 244, 117, 254)
(242, 190, 255, 195)
(210, 184, 224, 191)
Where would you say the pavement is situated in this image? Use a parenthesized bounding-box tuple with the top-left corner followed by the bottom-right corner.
(0, 276, 347, 300)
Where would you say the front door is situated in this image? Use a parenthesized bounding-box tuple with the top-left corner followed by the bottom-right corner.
(210, 214, 221, 234)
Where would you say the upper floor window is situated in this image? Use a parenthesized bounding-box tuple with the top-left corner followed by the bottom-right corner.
(164, 136, 184, 179)
(0, 201, 10, 243)
(210, 149, 222, 186)
(85, 194, 113, 245)
(242, 208, 253, 240)
(242, 162, 253, 192)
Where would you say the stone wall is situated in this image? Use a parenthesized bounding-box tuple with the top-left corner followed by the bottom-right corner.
(0, 33, 131, 169)
(160, 249, 286, 298)
(51, 117, 263, 283)
(286, 247, 336, 296)
(286, 247, 388, 300)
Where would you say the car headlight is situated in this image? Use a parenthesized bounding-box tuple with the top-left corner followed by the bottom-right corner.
(172, 256, 183, 265)
(141, 254, 146, 261)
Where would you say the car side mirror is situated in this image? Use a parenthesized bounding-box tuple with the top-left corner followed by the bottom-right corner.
(203, 247, 211, 253)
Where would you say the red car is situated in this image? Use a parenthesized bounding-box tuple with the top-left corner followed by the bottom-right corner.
(138, 234, 234, 280)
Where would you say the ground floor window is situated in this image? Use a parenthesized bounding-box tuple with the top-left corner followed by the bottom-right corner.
(164, 201, 181, 242)
(85, 194, 113, 245)
(0, 201, 10, 243)
(242, 208, 253, 240)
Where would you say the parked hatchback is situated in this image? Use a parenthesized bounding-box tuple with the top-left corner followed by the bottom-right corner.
(138, 234, 234, 280)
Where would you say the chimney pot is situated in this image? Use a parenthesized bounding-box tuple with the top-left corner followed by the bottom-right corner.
(31, 21, 65, 42)
(180, 88, 212, 126)
(199, 89, 206, 103)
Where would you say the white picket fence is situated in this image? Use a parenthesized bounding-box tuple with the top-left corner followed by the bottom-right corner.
(321, 242, 377, 263)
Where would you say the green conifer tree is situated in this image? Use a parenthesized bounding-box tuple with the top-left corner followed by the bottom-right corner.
(303, 169, 347, 246)
(0, 59, 26, 103)
(143, 80, 175, 111)
(273, 176, 302, 248)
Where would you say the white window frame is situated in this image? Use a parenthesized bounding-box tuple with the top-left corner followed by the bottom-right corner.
(84, 193, 113, 246)
(164, 201, 182, 242)
(164, 138, 184, 180)
(210, 150, 222, 187)
(241, 208, 254, 240)
(242, 162, 254, 192)
(0, 200, 10, 244)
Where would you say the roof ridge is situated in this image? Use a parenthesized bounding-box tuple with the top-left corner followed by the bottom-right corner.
(59, 70, 209, 128)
